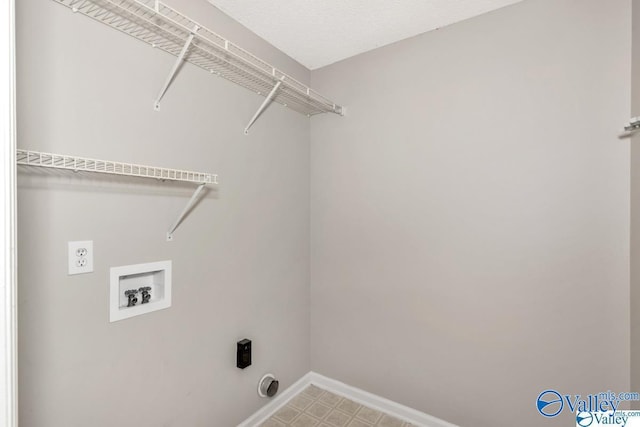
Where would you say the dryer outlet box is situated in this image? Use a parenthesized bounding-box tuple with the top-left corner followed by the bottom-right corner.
(237, 339, 251, 369)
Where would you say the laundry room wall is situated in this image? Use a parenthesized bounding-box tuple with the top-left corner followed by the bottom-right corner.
(16, 0, 311, 425)
(310, 0, 631, 426)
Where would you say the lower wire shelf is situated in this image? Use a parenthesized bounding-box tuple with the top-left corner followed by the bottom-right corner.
(17, 149, 217, 241)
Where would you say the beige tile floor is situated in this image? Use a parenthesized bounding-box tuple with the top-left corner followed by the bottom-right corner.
(260, 385, 416, 427)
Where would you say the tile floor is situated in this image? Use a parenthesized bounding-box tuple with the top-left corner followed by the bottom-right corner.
(260, 385, 416, 427)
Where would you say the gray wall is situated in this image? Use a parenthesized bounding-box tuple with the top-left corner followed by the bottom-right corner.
(16, 0, 310, 425)
(309, 1, 631, 426)
(18, 0, 635, 426)
(632, 0, 640, 401)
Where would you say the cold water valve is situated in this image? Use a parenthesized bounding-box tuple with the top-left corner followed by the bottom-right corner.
(124, 289, 138, 307)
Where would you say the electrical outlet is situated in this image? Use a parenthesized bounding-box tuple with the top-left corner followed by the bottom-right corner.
(68, 240, 93, 275)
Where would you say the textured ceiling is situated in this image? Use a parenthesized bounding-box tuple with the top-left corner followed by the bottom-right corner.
(207, 0, 523, 70)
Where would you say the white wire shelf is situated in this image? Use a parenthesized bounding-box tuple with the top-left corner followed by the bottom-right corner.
(54, 0, 344, 120)
(17, 149, 217, 241)
(17, 149, 217, 184)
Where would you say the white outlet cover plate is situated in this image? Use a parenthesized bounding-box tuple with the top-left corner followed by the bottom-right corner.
(68, 240, 94, 275)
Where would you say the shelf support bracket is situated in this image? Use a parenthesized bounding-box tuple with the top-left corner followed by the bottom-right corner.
(244, 77, 284, 135)
(154, 27, 199, 111)
(620, 117, 640, 138)
(166, 183, 207, 241)
(625, 117, 640, 133)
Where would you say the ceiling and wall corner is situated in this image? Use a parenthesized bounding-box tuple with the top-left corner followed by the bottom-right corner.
(206, 0, 524, 70)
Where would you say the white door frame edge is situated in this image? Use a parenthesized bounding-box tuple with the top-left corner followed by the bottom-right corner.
(1, 0, 18, 425)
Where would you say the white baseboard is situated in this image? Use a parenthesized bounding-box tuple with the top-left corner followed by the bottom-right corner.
(236, 371, 458, 427)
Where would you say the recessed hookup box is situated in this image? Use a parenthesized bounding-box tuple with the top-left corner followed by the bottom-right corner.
(110, 261, 172, 322)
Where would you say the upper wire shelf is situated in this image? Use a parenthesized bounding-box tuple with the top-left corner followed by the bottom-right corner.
(54, 0, 344, 118)
(17, 149, 217, 184)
